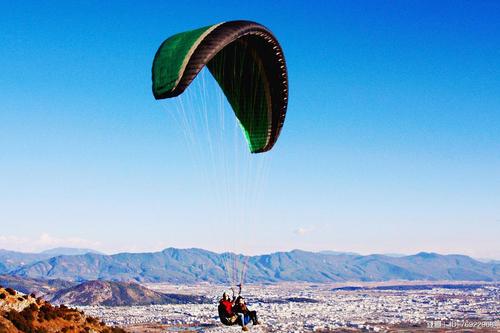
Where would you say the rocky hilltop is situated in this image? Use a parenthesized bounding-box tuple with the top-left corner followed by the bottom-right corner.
(0, 285, 126, 333)
(0, 275, 75, 297)
(47, 280, 209, 306)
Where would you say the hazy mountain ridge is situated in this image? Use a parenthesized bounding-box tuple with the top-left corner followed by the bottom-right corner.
(0, 248, 102, 274)
(0, 250, 55, 273)
(40, 247, 103, 256)
(3, 248, 498, 283)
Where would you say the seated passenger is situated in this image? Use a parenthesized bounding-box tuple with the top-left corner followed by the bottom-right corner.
(233, 296, 260, 329)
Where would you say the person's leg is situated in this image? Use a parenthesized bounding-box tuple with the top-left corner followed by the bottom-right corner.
(249, 310, 259, 324)
(221, 317, 230, 326)
(237, 313, 245, 326)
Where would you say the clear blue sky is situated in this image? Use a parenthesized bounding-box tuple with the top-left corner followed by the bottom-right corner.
(1, 1, 499, 258)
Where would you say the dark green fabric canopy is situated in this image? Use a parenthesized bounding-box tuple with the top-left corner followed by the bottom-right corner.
(152, 20, 288, 153)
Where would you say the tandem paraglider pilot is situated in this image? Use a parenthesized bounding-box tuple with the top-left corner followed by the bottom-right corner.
(153, 19, 285, 332)
(218, 291, 238, 326)
(218, 289, 259, 331)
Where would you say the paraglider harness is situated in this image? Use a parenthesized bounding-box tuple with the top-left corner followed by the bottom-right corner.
(218, 285, 242, 326)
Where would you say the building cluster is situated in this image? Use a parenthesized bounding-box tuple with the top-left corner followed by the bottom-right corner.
(80, 283, 499, 332)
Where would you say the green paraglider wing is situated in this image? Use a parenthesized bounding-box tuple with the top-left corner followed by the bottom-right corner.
(152, 20, 288, 153)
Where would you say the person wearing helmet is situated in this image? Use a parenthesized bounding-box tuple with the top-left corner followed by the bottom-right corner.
(218, 291, 238, 326)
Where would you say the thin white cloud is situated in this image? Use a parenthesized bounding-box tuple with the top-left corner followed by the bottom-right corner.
(0, 233, 101, 253)
(294, 226, 315, 236)
(0, 235, 30, 249)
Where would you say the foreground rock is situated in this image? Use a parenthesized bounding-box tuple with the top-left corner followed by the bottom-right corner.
(0, 285, 126, 333)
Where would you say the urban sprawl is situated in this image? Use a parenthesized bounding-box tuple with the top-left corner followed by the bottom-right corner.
(80, 282, 499, 332)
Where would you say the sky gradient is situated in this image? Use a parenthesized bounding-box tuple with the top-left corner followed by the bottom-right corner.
(1, 1, 499, 258)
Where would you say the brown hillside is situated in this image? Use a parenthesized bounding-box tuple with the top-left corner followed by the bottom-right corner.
(48, 280, 208, 306)
(0, 286, 127, 333)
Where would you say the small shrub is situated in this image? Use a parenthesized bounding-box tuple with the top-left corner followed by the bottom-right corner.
(64, 314, 74, 321)
(4, 309, 34, 333)
(5, 287, 16, 295)
(39, 304, 58, 321)
(20, 306, 35, 322)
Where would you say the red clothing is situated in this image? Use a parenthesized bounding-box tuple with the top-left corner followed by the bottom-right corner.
(220, 300, 233, 315)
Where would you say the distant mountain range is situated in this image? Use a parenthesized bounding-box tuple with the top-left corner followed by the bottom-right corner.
(1, 248, 498, 283)
(39, 247, 103, 256)
(0, 248, 102, 273)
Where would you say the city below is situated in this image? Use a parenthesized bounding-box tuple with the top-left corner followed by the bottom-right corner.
(81, 281, 499, 332)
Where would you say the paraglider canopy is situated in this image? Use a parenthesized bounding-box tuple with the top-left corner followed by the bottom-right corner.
(152, 20, 288, 153)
